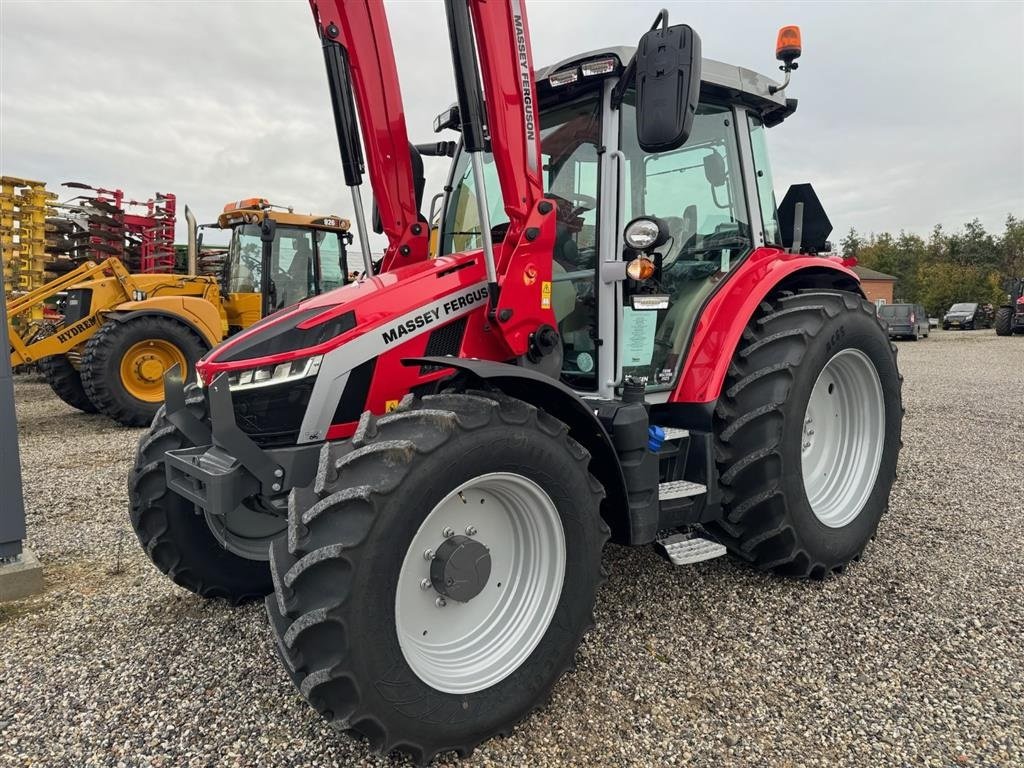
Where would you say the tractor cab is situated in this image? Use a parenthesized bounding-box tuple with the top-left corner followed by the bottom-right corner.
(437, 47, 816, 398)
(191, 198, 354, 331)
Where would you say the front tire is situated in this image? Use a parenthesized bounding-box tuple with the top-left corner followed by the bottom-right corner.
(266, 391, 607, 763)
(81, 316, 207, 426)
(128, 384, 277, 603)
(708, 291, 903, 578)
(37, 355, 98, 413)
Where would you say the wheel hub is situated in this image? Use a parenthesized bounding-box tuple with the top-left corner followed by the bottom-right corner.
(137, 356, 164, 382)
(430, 534, 492, 602)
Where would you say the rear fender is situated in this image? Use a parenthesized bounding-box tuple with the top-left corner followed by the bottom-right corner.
(406, 357, 629, 539)
(672, 254, 862, 403)
(108, 296, 225, 348)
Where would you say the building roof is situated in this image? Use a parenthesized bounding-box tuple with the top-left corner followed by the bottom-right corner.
(853, 266, 897, 282)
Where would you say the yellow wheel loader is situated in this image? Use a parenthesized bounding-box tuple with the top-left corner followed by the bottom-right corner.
(5, 198, 352, 426)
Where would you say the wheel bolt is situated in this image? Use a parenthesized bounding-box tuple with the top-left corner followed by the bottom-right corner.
(442, 527, 455, 538)
(807, 429, 815, 436)
(803, 441, 811, 449)
(423, 548, 434, 561)
(435, 597, 447, 608)
(420, 578, 431, 591)
(465, 525, 477, 536)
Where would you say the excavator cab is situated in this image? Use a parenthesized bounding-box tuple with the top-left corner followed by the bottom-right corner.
(193, 198, 354, 331)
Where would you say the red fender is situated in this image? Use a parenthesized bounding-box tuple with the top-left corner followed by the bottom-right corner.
(671, 248, 860, 403)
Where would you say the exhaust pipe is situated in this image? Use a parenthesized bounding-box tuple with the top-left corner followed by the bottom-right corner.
(185, 205, 197, 276)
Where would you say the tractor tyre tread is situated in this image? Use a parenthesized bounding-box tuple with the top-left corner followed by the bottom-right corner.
(994, 307, 1012, 336)
(267, 390, 608, 765)
(81, 316, 206, 427)
(37, 355, 99, 413)
(128, 383, 273, 603)
(707, 290, 903, 579)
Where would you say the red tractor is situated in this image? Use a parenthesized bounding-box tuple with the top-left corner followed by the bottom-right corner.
(129, 1, 903, 762)
(994, 277, 1024, 335)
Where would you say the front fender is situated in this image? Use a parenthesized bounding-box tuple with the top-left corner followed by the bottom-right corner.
(109, 296, 225, 348)
(672, 250, 861, 403)
(406, 356, 629, 537)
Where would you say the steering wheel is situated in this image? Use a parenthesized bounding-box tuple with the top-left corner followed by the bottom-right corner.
(549, 192, 597, 218)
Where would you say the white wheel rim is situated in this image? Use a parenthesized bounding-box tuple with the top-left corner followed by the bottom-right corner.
(395, 472, 566, 694)
(800, 348, 885, 528)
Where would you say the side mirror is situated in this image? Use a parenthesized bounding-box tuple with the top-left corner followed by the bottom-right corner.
(372, 142, 427, 235)
(703, 152, 726, 186)
(635, 23, 702, 153)
(259, 217, 276, 244)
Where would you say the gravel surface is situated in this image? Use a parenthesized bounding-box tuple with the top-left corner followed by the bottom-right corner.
(1, 329, 1022, 767)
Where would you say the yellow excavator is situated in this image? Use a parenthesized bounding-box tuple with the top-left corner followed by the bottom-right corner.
(5, 198, 352, 426)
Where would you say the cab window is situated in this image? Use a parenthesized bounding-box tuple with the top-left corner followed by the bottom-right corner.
(441, 91, 604, 390)
(316, 231, 348, 292)
(748, 114, 781, 245)
(274, 227, 316, 309)
(619, 96, 751, 387)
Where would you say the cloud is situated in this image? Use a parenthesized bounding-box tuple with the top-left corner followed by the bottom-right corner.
(2, 0, 1021, 253)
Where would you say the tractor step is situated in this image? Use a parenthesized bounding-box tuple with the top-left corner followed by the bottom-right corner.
(658, 479, 705, 500)
(656, 531, 727, 566)
(661, 427, 689, 441)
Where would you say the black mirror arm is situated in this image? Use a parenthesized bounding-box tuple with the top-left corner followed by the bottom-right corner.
(612, 8, 669, 110)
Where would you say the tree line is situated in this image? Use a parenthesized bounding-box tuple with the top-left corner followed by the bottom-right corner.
(841, 215, 1024, 317)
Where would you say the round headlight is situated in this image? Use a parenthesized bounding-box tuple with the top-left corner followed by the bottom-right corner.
(624, 218, 662, 250)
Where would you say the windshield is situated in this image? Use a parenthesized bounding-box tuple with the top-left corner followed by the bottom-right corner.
(949, 303, 976, 313)
(441, 89, 604, 389)
(878, 305, 911, 318)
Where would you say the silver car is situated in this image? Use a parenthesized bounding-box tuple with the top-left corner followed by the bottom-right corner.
(879, 303, 929, 340)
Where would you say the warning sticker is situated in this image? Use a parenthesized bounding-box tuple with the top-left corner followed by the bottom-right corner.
(541, 281, 552, 310)
(384, 399, 400, 413)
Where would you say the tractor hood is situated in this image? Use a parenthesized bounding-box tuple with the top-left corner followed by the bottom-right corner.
(197, 251, 488, 384)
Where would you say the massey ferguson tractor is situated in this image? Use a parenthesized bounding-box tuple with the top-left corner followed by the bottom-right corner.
(129, 1, 903, 762)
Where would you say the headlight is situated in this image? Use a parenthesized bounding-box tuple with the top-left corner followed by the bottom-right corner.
(623, 217, 668, 251)
(228, 354, 323, 391)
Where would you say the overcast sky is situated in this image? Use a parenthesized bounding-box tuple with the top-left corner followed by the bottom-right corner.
(2, 0, 1022, 250)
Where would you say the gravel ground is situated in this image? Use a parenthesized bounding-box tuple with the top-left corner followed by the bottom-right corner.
(1, 329, 1022, 767)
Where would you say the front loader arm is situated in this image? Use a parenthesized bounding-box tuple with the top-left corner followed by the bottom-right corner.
(6, 257, 132, 366)
(468, 0, 545, 240)
(308, 0, 429, 271)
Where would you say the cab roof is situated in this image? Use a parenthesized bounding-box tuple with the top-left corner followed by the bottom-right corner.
(536, 46, 795, 124)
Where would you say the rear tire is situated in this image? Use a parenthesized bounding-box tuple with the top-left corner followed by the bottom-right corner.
(81, 316, 206, 426)
(128, 384, 276, 603)
(708, 291, 903, 578)
(37, 355, 98, 413)
(995, 307, 1012, 336)
(266, 391, 607, 763)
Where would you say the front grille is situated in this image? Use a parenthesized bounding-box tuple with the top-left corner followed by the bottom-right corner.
(230, 378, 315, 447)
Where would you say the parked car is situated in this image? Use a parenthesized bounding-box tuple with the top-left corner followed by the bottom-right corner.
(929, 317, 939, 329)
(942, 302, 992, 330)
(879, 303, 930, 340)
